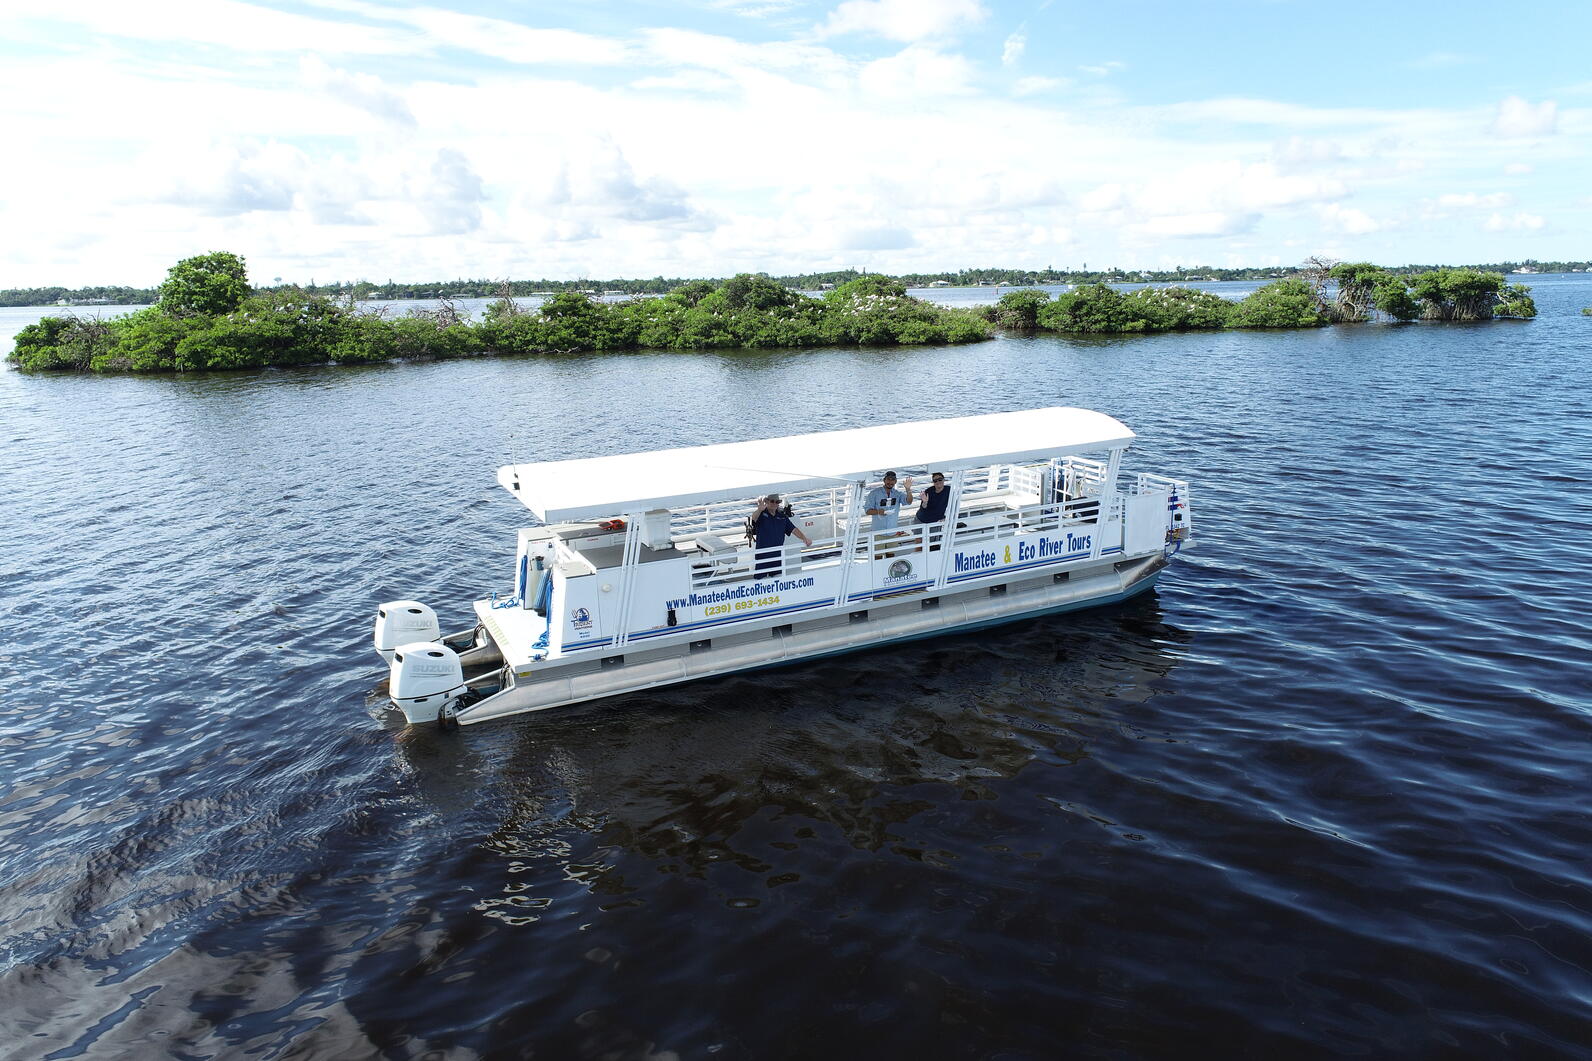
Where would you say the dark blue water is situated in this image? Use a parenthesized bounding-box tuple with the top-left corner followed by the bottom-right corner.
(2, 279, 1589, 1059)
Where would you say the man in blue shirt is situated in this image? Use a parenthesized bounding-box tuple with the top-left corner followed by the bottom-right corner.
(750, 493, 812, 576)
(863, 471, 915, 533)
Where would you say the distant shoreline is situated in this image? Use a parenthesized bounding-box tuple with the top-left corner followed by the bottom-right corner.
(4, 261, 1584, 309)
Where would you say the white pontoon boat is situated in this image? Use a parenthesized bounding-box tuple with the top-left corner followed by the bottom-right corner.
(374, 408, 1191, 727)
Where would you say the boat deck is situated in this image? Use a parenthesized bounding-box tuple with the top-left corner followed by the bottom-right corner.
(475, 599, 551, 667)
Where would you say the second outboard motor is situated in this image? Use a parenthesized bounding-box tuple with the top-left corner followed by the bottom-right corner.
(389, 642, 465, 725)
(374, 601, 441, 663)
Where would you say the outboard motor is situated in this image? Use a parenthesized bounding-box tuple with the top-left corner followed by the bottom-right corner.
(374, 601, 441, 663)
(389, 642, 466, 725)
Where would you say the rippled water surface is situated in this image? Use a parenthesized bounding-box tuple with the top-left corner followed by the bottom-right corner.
(2, 280, 1590, 1059)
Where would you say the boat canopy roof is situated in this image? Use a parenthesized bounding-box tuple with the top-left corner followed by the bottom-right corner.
(498, 407, 1134, 523)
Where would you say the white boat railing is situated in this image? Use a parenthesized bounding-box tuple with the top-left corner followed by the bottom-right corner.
(667, 484, 846, 543)
(688, 528, 850, 587)
(659, 458, 1111, 549)
(1130, 471, 1189, 496)
(681, 488, 1112, 590)
(581, 455, 1158, 600)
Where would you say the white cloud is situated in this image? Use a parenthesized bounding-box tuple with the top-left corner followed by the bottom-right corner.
(1079, 61, 1124, 77)
(858, 46, 977, 98)
(524, 137, 702, 228)
(1484, 212, 1545, 231)
(630, 70, 741, 95)
(708, 0, 804, 15)
(307, 0, 632, 64)
(1491, 96, 1557, 138)
(142, 140, 306, 216)
(839, 225, 916, 250)
(1078, 184, 1123, 212)
(401, 10, 632, 65)
(822, 0, 986, 42)
(416, 149, 486, 235)
(1131, 212, 1257, 238)
(11, 0, 417, 55)
(299, 55, 415, 127)
(1002, 31, 1025, 66)
(1319, 202, 1380, 235)
(1013, 76, 1068, 96)
(1159, 97, 1424, 130)
(1137, 162, 1342, 214)
(1505, 163, 1533, 175)
(641, 28, 852, 89)
(1078, 160, 1345, 246)
(1272, 136, 1342, 170)
(1436, 192, 1513, 208)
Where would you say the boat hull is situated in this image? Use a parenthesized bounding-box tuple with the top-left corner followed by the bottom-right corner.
(446, 553, 1166, 726)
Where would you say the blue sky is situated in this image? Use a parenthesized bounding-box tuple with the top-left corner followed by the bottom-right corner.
(3, 0, 1588, 286)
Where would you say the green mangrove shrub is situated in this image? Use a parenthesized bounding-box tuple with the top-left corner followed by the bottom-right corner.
(1327, 262, 1420, 322)
(1231, 279, 1328, 328)
(985, 289, 1051, 330)
(1122, 286, 1234, 330)
(1037, 283, 1138, 333)
(1030, 284, 1233, 334)
(1409, 268, 1536, 320)
(157, 251, 250, 318)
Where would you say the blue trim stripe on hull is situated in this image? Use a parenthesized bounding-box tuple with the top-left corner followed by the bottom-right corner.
(560, 549, 1133, 652)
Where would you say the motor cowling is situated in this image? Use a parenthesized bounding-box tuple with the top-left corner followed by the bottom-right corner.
(389, 642, 465, 724)
(374, 601, 441, 663)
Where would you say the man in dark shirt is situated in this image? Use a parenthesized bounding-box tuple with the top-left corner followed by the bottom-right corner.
(751, 493, 812, 576)
(915, 471, 951, 524)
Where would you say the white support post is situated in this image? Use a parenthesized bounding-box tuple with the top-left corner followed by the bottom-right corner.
(832, 481, 866, 607)
(1093, 447, 1124, 562)
(609, 518, 643, 648)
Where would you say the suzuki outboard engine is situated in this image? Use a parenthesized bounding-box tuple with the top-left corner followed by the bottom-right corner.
(389, 642, 466, 725)
(374, 601, 441, 663)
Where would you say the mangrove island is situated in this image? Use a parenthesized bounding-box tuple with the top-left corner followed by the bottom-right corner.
(7, 252, 1538, 374)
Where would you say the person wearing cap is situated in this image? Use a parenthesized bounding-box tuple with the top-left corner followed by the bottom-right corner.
(750, 493, 812, 576)
(863, 471, 915, 534)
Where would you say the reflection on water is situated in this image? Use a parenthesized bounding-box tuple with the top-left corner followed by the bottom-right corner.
(397, 595, 1187, 914)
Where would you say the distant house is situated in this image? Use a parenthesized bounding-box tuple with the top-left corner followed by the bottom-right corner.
(929, 280, 951, 287)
